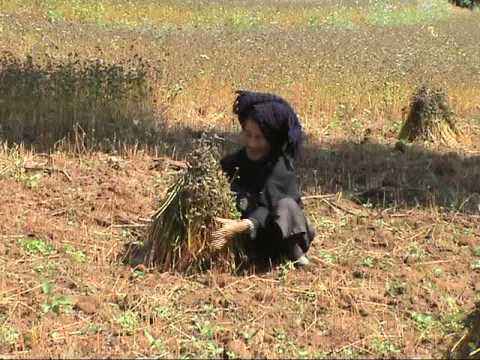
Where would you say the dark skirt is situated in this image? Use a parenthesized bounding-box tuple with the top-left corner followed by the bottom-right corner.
(241, 197, 315, 263)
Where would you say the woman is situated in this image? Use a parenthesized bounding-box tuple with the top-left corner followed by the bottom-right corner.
(211, 90, 315, 267)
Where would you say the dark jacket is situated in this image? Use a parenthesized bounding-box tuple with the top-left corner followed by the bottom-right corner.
(220, 148, 302, 232)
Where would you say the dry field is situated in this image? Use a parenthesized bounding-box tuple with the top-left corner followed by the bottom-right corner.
(1, 0, 480, 358)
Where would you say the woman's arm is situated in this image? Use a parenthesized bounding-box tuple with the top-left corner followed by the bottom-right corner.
(246, 206, 269, 239)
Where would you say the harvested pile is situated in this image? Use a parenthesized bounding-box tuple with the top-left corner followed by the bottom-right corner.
(142, 137, 243, 273)
(398, 85, 462, 147)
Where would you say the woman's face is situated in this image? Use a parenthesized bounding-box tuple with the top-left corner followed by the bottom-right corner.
(242, 119, 272, 161)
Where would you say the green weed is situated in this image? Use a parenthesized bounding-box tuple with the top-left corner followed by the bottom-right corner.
(115, 310, 140, 335)
(338, 346, 358, 357)
(0, 148, 42, 188)
(469, 342, 480, 356)
(318, 250, 337, 264)
(0, 325, 19, 346)
(367, 0, 450, 27)
(41, 296, 73, 314)
(154, 305, 175, 321)
(471, 260, 480, 270)
(273, 327, 288, 354)
(23, 173, 42, 189)
(406, 242, 427, 262)
(278, 261, 295, 281)
(84, 323, 104, 335)
(33, 262, 58, 279)
(63, 244, 87, 263)
(433, 267, 444, 277)
(131, 268, 146, 279)
(190, 315, 224, 357)
(302, 289, 318, 303)
(240, 327, 259, 344)
(369, 336, 401, 355)
(18, 238, 55, 256)
(144, 330, 166, 353)
(46, 9, 64, 23)
(440, 296, 465, 334)
(199, 304, 219, 318)
(410, 311, 438, 333)
(298, 349, 311, 359)
(326, 9, 358, 30)
(40, 278, 73, 314)
(361, 256, 376, 268)
(225, 10, 261, 31)
(386, 280, 407, 297)
(193, 317, 217, 340)
(41, 278, 53, 295)
(314, 350, 330, 358)
(202, 341, 224, 358)
(473, 246, 480, 257)
(313, 216, 345, 231)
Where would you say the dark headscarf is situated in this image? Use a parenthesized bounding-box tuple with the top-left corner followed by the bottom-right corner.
(233, 90, 304, 158)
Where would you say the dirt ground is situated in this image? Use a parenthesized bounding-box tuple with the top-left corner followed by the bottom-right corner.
(0, 145, 479, 358)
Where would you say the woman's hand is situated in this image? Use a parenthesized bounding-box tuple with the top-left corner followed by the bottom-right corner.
(210, 218, 250, 250)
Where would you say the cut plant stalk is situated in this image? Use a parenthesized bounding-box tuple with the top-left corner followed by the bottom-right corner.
(143, 136, 243, 273)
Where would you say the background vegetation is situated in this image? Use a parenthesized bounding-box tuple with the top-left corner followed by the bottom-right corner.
(0, 0, 479, 149)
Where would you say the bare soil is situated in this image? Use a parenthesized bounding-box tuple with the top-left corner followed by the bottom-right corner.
(0, 147, 479, 358)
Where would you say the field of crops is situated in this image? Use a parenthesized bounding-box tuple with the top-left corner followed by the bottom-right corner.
(0, 0, 479, 358)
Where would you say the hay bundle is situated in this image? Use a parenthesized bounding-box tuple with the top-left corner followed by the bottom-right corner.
(399, 85, 461, 147)
(143, 137, 243, 273)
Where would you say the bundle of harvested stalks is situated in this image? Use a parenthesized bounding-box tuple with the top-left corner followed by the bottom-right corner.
(143, 136, 243, 273)
(399, 85, 462, 147)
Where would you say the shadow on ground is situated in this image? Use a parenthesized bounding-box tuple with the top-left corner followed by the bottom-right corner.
(3, 119, 480, 214)
(145, 125, 480, 214)
(1, 53, 478, 213)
